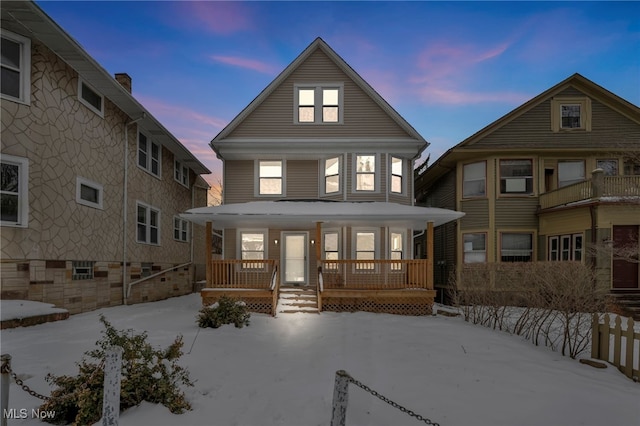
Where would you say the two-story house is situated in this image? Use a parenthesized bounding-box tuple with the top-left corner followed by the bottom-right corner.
(416, 74, 640, 313)
(182, 38, 463, 315)
(1, 1, 211, 314)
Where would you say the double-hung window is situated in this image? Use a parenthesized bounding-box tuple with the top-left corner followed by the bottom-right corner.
(78, 79, 104, 117)
(549, 234, 582, 261)
(1, 154, 29, 227)
(463, 233, 486, 263)
(138, 132, 161, 177)
(174, 160, 189, 187)
(295, 84, 343, 124)
(390, 230, 404, 270)
(558, 160, 585, 187)
(390, 157, 403, 194)
(174, 216, 189, 242)
(551, 97, 591, 132)
(323, 230, 340, 270)
(500, 233, 533, 262)
(240, 230, 267, 269)
(323, 157, 341, 194)
(354, 230, 377, 270)
(137, 202, 160, 245)
(1, 30, 31, 104)
(500, 159, 533, 195)
(258, 160, 283, 196)
(463, 161, 486, 197)
(355, 155, 376, 191)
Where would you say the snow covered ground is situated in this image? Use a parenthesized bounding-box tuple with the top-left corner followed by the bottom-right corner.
(1, 294, 639, 426)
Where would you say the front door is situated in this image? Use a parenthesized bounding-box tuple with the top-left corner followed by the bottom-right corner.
(612, 225, 639, 289)
(283, 233, 307, 286)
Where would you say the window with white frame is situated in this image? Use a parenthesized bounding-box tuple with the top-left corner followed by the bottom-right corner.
(258, 160, 283, 195)
(72, 261, 94, 280)
(1, 154, 29, 227)
(137, 202, 160, 245)
(354, 230, 377, 270)
(138, 132, 161, 177)
(549, 234, 582, 261)
(501, 233, 533, 262)
(558, 160, 585, 187)
(174, 216, 189, 242)
(390, 157, 403, 194)
(500, 159, 533, 195)
(295, 84, 343, 124)
(323, 230, 340, 269)
(390, 230, 404, 270)
(76, 176, 103, 209)
(1, 31, 31, 104)
(355, 155, 376, 191)
(463, 233, 486, 263)
(597, 159, 618, 176)
(78, 79, 104, 117)
(323, 157, 341, 194)
(463, 161, 486, 198)
(174, 160, 189, 187)
(240, 230, 266, 269)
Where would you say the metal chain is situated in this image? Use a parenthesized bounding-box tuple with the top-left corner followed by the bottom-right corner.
(347, 376, 440, 426)
(2, 363, 49, 401)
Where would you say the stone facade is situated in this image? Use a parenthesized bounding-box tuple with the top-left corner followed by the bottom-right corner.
(1, 30, 208, 313)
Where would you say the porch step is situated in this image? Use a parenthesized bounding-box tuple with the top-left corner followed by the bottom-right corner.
(277, 287, 319, 314)
(609, 292, 640, 321)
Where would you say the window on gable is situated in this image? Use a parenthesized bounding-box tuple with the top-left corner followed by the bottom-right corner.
(390, 157, 403, 194)
(356, 155, 376, 191)
(76, 176, 103, 209)
(500, 159, 533, 195)
(323, 157, 340, 194)
(78, 79, 104, 117)
(561, 104, 581, 129)
(174, 216, 189, 242)
(174, 160, 189, 187)
(463, 161, 486, 198)
(551, 97, 591, 132)
(1, 154, 29, 227)
(1, 31, 31, 104)
(295, 84, 343, 124)
(258, 160, 283, 195)
(137, 202, 160, 245)
(138, 132, 161, 177)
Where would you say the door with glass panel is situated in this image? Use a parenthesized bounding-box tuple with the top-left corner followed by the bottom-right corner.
(283, 233, 307, 285)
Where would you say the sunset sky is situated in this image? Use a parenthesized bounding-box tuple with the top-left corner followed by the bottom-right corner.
(37, 1, 640, 189)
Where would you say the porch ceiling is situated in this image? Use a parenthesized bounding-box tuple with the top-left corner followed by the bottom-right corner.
(181, 201, 464, 229)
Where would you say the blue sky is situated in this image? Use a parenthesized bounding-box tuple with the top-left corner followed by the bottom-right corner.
(37, 1, 640, 188)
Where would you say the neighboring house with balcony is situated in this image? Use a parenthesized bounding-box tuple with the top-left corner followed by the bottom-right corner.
(182, 37, 463, 315)
(415, 73, 640, 313)
(1, 1, 211, 315)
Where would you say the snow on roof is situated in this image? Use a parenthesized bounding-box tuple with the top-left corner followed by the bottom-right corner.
(181, 200, 464, 229)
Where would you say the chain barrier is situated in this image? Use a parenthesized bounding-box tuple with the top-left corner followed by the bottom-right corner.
(346, 374, 440, 426)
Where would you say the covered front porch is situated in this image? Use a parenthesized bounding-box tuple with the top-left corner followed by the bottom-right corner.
(182, 201, 463, 315)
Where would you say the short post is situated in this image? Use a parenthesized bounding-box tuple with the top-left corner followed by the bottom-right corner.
(102, 347, 123, 426)
(331, 370, 350, 426)
(1, 354, 11, 426)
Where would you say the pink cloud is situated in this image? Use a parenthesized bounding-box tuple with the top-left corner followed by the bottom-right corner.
(416, 85, 530, 105)
(177, 2, 252, 35)
(210, 55, 278, 75)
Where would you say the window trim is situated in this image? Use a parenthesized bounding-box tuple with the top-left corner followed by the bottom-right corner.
(463, 232, 487, 264)
(557, 160, 586, 188)
(548, 233, 583, 262)
(352, 228, 379, 271)
(322, 228, 342, 270)
(0, 30, 31, 105)
(551, 97, 592, 132)
(237, 229, 269, 269)
(75, 176, 103, 210)
(1, 154, 29, 228)
(137, 131, 162, 178)
(321, 156, 342, 196)
(293, 83, 344, 125)
(174, 159, 189, 187)
(499, 232, 534, 263)
(77, 78, 104, 117)
(596, 159, 618, 176)
(390, 156, 405, 195)
(173, 216, 189, 243)
(499, 158, 534, 196)
(462, 161, 487, 198)
(353, 153, 379, 193)
(389, 229, 406, 271)
(255, 159, 285, 197)
(136, 201, 161, 245)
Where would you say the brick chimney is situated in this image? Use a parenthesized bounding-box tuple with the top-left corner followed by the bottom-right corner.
(115, 73, 132, 93)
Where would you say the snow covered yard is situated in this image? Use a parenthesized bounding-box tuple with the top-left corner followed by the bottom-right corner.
(1, 294, 639, 426)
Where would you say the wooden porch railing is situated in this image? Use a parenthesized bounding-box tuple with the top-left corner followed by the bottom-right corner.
(318, 259, 432, 290)
(601, 175, 640, 197)
(539, 180, 592, 210)
(209, 259, 278, 289)
(539, 175, 640, 210)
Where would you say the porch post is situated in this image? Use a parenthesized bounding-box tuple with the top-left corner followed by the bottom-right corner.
(206, 221, 213, 287)
(426, 221, 434, 290)
(316, 222, 322, 261)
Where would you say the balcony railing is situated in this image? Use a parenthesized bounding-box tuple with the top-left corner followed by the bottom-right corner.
(539, 175, 640, 210)
(319, 259, 432, 290)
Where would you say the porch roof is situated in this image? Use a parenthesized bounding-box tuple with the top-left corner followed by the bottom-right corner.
(181, 200, 464, 229)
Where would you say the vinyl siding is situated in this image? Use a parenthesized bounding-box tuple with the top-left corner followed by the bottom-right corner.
(287, 160, 319, 199)
(494, 198, 539, 228)
(460, 199, 490, 229)
(226, 49, 412, 139)
(223, 160, 254, 204)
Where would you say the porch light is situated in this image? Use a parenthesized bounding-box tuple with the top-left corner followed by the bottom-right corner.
(311, 239, 315, 245)
(274, 239, 279, 245)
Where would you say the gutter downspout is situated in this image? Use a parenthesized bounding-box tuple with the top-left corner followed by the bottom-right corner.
(123, 113, 145, 305)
